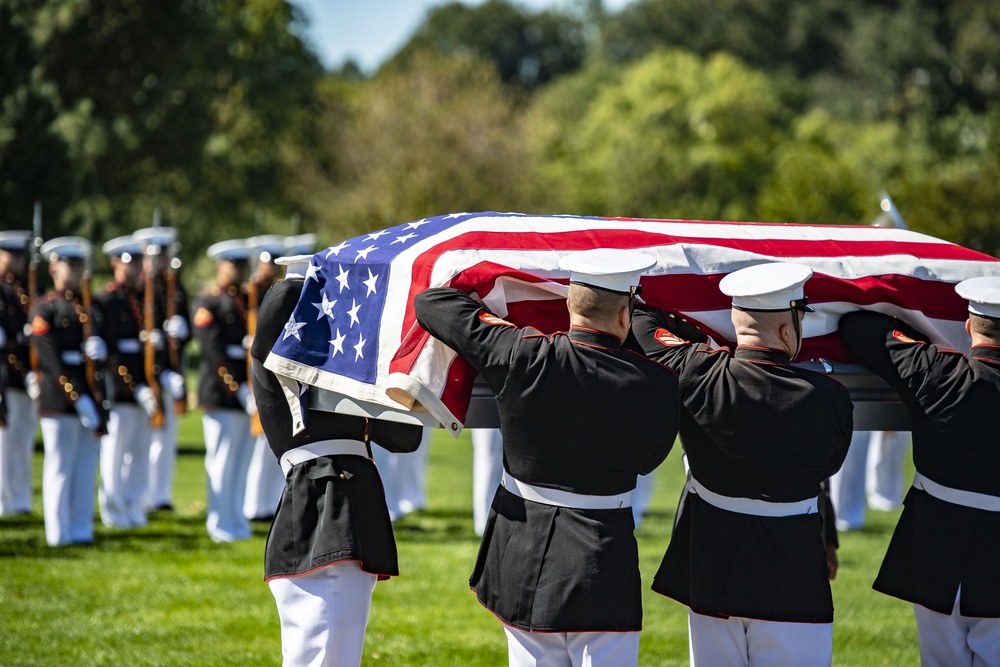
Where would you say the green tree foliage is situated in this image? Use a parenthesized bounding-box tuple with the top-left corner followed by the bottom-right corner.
(0, 1, 73, 233)
(387, 0, 587, 89)
(3, 0, 323, 263)
(302, 52, 540, 240)
(530, 49, 797, 220)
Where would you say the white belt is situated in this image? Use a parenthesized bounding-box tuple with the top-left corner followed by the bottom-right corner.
(913, 471, 1000, 512)
(61, 351, 83, 365)
(500, 470, 632, 510)
(225, 344, 247, 360)
(117, 339, 141, 354)
(280, 439, 369, 477)
(687, 476, 818, 517)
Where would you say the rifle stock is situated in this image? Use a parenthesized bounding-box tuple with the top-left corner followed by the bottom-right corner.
(144, 246, 165, 428)
(81, 264, 108, 437)
(247, 278, 263, 436)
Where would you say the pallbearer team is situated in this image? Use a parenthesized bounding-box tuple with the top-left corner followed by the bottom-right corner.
(2, 225, 998, 667)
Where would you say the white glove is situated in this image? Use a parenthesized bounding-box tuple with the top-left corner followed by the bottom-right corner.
(135, 384, 159, 418)
(0, 327, 7, 348)
(159, 370, 186, 400)
(74, 394, 101, 430)
(25, 371, 40, 400)
(236, 382, 257, 416)
(242, 334, 252, 350)
(164, 315, 189, 340)
(84, 336, 108, 362)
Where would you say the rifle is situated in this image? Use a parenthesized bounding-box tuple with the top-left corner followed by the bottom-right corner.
(27, 202, 42, 375)
(144, 243, 165, 428)
(164, 255, 186, 415)
(247, 276, 263, 436)
(80, 244, 108, 437)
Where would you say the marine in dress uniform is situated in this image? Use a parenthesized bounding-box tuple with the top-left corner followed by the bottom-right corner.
(31, 237, 109, 546)
(243, 234, 293, 523)
(415, 249, 680, 667)
(194, 238, 256, 543)
(839, 277, 1000, 667)
(92, 236, 158, 528)
(133, 226, 192, 513)
(829, 430, 910, 530)
(0, 231, 39, 515)
(252, 254, 422, 667)
(631, 262, 853, 667)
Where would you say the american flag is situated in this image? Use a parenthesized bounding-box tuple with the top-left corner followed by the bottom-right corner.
(264, 212, 1000, 434)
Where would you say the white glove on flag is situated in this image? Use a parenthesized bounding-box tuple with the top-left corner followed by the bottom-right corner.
(84, 336, 108, 362)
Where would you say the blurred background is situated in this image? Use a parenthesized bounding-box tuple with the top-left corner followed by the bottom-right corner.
(2, 0, 999, 287)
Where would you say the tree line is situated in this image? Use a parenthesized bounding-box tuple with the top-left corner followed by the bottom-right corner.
(2, 0, 999, 281)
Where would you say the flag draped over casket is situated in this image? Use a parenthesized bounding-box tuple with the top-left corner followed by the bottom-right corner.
(264, 212, 1000, 435)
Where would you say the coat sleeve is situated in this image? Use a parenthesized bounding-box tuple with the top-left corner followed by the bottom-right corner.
(630, 307, 712, 377)
(838, 310, 963, 423)
(413, 287, 522, 393)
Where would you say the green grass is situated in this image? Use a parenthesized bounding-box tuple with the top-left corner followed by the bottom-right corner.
(0, 412, 920, 666)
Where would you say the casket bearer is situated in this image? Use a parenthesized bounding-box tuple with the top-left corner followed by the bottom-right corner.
(193, 238, 255, 542)
(630, 261, 853, 667)
(32, 237, 109, 546)
(252, 253, 422, 666)
(415, 248, 679, 667)
(133, 224, 191, 513)
(93, 235, 157, 528)
(839, 277, 1000, 666)
(0, 230, 38, 515)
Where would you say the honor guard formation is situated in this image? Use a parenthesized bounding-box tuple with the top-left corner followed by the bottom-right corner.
(3, 226, 1000, 667)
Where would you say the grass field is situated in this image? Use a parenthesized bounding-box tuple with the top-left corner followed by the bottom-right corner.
(0, 410, 921, 666)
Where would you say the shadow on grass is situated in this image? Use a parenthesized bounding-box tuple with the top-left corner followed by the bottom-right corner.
(392, 508, 480, 544)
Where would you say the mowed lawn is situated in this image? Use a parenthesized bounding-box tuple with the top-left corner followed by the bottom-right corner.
(0, 410, 920, 666)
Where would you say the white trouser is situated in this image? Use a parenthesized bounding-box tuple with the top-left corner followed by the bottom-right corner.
(503, 626, 640, 667)
(0, 389, 37, 515)
(268, 561, 377, 667)
(41, 415, 100, 546)
(147, 401, 179, 509)
(688, 610, 832, 667)
(202, 409, 253, 542)
(471, 428, 503, 536)
(631, 472, 656, 528)
(373, 428, 430, 521)
(914, 587, 1000, 667)
(828, 431, 871, 530)
(99, 403, 151, 528)
(244, 433, 285, 520)
(866, 430, 909, 511)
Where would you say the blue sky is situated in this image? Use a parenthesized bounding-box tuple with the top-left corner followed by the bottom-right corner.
(291, 0, 636, 73)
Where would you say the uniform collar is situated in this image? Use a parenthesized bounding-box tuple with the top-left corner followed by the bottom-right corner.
(970, 344, 1000, 363)
(734, 345, 791, 365)
(568, 326, 622, 349)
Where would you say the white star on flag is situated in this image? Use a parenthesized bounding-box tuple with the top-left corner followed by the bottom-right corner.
(312, 292, 336, 320)
(392, 233, 417, 245)
(329, 329, 346, 357)
(282, 314, 306, 341)
(305, 263, 320, 282)
(366, 230, 389, 241)
(335, 264, 350, 293)
(406, 219, 430, 230)
(353, 333, 366, 361)
(325, 241, 350, 258)
(356, 246, 377, 260)
(445, 212, 469, 219)
(363, 268, 379, 296)
(347, 299, 362, 327)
